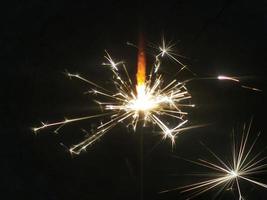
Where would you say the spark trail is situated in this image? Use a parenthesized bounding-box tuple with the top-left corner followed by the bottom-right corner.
(218, 75, 262, 92)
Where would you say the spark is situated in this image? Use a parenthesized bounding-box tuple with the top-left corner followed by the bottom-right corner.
(33, 37, 195, 155)
(161, 120, 267, 199)
(154, 37, 196, 76)
(218, 75, 262, 92)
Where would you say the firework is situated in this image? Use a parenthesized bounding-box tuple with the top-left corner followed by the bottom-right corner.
(161, 120, 267, 199)
(33, 37, 195, 155)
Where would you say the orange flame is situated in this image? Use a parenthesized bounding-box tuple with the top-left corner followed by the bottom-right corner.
(136, 36, 146, 86)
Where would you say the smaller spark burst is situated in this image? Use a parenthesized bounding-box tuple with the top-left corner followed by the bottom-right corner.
(33, 37, 195, 155)
(161, 120, 267, 199)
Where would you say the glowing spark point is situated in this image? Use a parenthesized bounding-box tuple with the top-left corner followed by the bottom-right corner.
(230, 170, 239, 178)
(154, 37, 196, 76)
(162, 120, 267, 199)
(33, 37, 195, 155)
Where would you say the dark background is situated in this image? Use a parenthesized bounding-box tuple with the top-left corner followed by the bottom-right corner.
(2, 0, 267, 199)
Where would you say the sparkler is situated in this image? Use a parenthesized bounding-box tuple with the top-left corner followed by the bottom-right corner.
(161, 120, 267, 199)
(33, 37, 195, 155)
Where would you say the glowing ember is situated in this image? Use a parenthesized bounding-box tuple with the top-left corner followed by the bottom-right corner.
(136, 35, 146, 87)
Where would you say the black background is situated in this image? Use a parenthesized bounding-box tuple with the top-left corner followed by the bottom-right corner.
(2, 0, 267, 199)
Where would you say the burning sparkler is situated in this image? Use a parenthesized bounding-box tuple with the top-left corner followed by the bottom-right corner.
(161, 120, 267, 199)
(33, 37, 195, 155)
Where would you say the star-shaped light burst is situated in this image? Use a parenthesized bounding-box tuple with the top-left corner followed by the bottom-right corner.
(33, 37, 195, 155)
(162, 121, 267, 199)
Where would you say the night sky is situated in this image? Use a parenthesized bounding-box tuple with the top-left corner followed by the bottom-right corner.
(2, 0, 267, 199)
